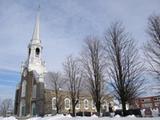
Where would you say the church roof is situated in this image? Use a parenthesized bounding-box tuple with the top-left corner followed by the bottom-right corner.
(32, 71, 57, 89)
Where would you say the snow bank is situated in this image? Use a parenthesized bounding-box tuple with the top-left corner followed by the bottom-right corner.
(140, 109, 145, 117)
(126, 115, 136, 118)
(38, 114, 69, 120)
(27, 117, 42, 120)
(151, 108, 159, 117)
(65, 114, 72, 118)
(0, 116, 17, 120)
(91, 114, 98, 118)
(114, 114, 121, 118)
(1, 115, 160, 120)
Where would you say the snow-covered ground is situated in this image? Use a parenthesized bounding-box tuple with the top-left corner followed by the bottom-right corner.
(0, 115, 160, 120)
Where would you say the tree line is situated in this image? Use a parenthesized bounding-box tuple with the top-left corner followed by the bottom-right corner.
(49, 14, 160, 117)
(0, 98, 13, 117)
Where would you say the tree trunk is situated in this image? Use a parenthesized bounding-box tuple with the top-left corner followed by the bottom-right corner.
(72, 103, 76, 117)
(56, 93, 59, 114)
(96, 101, 101, 116)
(56, 106, 59, 114)
(122, 100, 126, 116)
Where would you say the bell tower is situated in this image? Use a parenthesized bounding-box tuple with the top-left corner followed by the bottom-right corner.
(23, 9, 46, 79)
(15, 6, 46, 117)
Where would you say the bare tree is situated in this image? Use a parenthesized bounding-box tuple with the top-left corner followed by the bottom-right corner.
(63, 56, 82, 116)
(49, 72, 64, 114)
(80, 37, 106, 116)
(144, 15, 160, 91)
(0, 98, 12, 117)
(104, 22, 144, 116)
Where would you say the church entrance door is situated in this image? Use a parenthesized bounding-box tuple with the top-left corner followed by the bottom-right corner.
(22, 106, 25, 116)
(32, 103, 36, 116)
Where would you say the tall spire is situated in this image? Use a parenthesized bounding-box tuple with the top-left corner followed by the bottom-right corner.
(23, 4, 46, 76)
(31, 5, 40, 44)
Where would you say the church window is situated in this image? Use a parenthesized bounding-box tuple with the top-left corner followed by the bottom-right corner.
(75, 100, 80, 109)
(32, 85, 37, 98)
(92, 100, 96, 109)
(32, 103, 36, 116)
(105, 102, 109, 112)
(84, 99, 89, 109)
(64, 98, 70, 110)
(102, 101, 108, 111)
(35, 48, 40, 56)
(21, 80, 26, 97)
(20, 100, 25, 116)
(52, 97, 56, 110)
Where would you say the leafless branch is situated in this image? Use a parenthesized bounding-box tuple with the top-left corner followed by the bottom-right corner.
(80, 37, 107, 115)
(104, 22, 144, 116)
(144, 15, 160, 89)
(63, 55, 82, 116)
(49, 72, 64, 114)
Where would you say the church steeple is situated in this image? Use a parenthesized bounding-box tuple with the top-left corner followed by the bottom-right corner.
(31, 7, 40, 44)
(31, 13, 40, 44)
(23, 7, 46, 77)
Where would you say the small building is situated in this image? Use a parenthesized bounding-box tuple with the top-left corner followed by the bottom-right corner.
(134, 96, 160, 109)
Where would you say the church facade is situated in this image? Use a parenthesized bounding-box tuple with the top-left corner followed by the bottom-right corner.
(14, 14, 113, 117)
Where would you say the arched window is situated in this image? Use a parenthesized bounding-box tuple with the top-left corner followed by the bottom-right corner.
(32, 103, 36, 116)
(52, 97, 56, 110)
(76, 101, 80, 109)
(102, 101, 108, 111)
(20, 99, 25, 116)
(32, 85, 36, 98)
(84, 99, 89, 109)
(35, 48, 40, 56)
(64, 98, 70, 110)
(92, 100, 96, 109)
(21, 80, 26, 97)
(105, 102, 109, 112)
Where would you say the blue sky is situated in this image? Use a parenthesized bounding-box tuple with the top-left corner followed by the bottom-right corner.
(0, 0, 160, 100)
